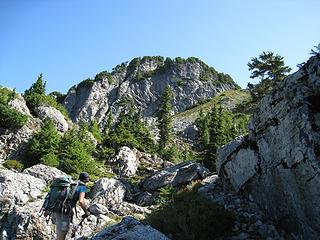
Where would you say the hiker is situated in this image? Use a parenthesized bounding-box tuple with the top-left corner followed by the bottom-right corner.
(50, 172, 91, 240)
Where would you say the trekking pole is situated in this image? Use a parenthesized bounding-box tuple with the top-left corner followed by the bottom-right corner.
(71, 214, 88, 238)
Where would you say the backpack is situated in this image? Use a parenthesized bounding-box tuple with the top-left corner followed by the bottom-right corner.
(40, 176, 79, 219)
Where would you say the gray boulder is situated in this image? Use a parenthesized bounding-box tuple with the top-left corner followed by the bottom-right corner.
(110, 146, 139, 177)
(1, 200, 54, 240)
(23, 164, 68, 184)
(140, 161, 210, 191)
(91, 178, 128, 207)
(0, 169, 46, 205)
(90, 216, 170, 240)
(216, 55, 320, 239)
(35, 105, 70, 132)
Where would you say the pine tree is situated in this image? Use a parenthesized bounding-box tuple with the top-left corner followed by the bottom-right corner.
(157, 86, 173, 149)
(24, 119, 61, 167)
(24, 73, 46, 96)
(59, 127, 96, 175)
(195, 110, 210, 147)
(247, 51, 291, 104)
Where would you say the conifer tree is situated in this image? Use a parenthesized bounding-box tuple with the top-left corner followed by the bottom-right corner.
(24, 73, 46, 97)
(247, 51, 291, 104)
(157, 86, 173, 149)
(24, 119, 61, 167)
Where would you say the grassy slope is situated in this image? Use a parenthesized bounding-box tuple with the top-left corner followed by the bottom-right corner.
(174, 89, 251, 123)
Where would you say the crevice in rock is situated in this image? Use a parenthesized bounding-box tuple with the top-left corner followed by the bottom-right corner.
(307, 94, 320, 113)
(306, 172, 320, 183)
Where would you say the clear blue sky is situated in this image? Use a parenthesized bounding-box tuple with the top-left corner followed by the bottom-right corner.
(1, 0, 319, 93)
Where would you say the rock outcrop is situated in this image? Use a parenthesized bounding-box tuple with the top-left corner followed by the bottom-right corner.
(140, 160, 209, 191)
(34, 105, 70, 132)
(0, 95, 40, 162)
(0, 169, 46, 205)
(217, 55, 320, 238)
(63, 57, 238, 130)
(89, 216, 170, 240)
(22, 164, 67, 184)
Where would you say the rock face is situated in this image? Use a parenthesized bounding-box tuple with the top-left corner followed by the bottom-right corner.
(217, 55, 320, 238)
(0, 169, 51, 239)
(0, 169, 46, 205)
(140, 161, 210, 191)
(0, 124, 37, 163)
(0, 95, 40, 163)
(34, 105, 70, 132)
(63, 57, 237, 128)
(8, 94, 31, 116)
(89, 216, 170, 240)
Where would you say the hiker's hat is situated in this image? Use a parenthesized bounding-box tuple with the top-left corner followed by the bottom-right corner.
(79, 172, 90, 182)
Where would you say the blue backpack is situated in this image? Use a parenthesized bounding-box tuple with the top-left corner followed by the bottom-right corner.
(40, 176, 79, 219)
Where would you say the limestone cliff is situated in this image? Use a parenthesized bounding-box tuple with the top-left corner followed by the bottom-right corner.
(217, 55, 320, 239)
(63, 57, 238, 127)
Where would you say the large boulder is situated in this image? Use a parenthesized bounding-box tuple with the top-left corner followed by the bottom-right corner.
(217, 55, 320, 238)
(89, 216, 170, 240)
(23, 164, 68, 184)
(90, 178, 150, 216)
(139, 161, 209, 191)
(1, 200, 53, 240)
(91, 178, 128, 207)
(0, 169, 46, 205)
(34, 105, 70, 132)
(110, 146, 139, 177)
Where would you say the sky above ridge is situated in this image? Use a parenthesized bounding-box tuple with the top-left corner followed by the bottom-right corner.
(0, 0, 319, 94)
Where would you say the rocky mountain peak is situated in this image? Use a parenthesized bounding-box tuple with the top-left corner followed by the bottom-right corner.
(63, 56, 239, 127)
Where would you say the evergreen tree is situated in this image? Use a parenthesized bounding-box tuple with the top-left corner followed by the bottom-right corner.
(24, 73, 46, 97)
(59, 127, 96, 175)
(195, 105, 249, 171)
(247, 51, 291, 104)
(157, 86, 173, 149)
(24, 119, 61, 167)
(195, 110, 210, 147)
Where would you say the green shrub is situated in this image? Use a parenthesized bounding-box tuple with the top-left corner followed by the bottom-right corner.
(0, 103, 28, 129)
(160, 145, 184, 163)
(0, 88, 16, 105)
(95, 71, 113, 84)
(112, 62, 128, 73)
(146, 186, 235, 240)
(40, 152, 59, 167)
(3, 160, 24, 171)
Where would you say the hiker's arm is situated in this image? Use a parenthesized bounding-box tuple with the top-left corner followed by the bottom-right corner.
(79, 192, 90, 216)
